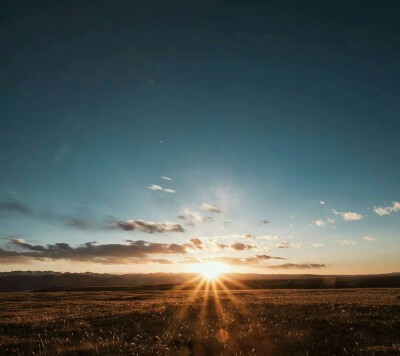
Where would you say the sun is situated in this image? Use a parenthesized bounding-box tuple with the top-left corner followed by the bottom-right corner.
(190, 262, 230, 280)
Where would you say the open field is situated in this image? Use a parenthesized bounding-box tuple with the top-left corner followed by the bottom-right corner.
(1, 288, 400, 355)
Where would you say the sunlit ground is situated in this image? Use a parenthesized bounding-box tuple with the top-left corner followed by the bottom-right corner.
(2, 287, 399, 355)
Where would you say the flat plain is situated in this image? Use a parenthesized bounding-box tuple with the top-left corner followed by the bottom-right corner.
(1, 288, 400, 355)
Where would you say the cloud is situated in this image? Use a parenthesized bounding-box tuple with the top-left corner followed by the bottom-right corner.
(337, 239, 355, 245)
(320, 201, 326, 205)
(0, 238, 284, 266)
(0, 201, 102, 231)
(261, 220, 269, 224)
(147, 184, 176, 193)
(148, 259, 174, 264)
(0, 248, 31, 264)
(192, 234, 281, 242)
(216, 243, 230, 250)
(200, 203, 221, 213)
(364, 236, 378, 242)
(184, 209, 208, 222)
(0, 201, 32, 215)
(186, 239, 259, 252)
(161, 176, 172, 181)
(374, 201, 400, 216)
(147, 184, 163, 191)
(267, 263, 326, 269)
(111, 220, 184, 233)
(9, 238, 45, 251)
(230, 242, 256, 251)
(257, 235, 281, 241)
(1, 239, 189, 264)
(206, 254, 286, 266)
(189, 238, 203, 248)
(1, 200, 188, 235)
(63, 217, 98, 230)
(314, 219, 325, 227)
(333, 210, 363, 221)
(221, 220, 232, 228)
(327, 217, 335, 224)
(312, 243, 324, 247)
(277, 242, 302, 249)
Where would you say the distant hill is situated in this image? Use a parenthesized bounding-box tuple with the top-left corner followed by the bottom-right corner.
(0, 271, 400, 292)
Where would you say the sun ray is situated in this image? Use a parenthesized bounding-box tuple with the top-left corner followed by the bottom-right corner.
(210, 278, 226, 323)
(214, 277, 251, 316)
(219, 273, 250, 290)
(161, 277, 207, 344)
(171, 274, 203, 293)
(200, 278, 211, 317)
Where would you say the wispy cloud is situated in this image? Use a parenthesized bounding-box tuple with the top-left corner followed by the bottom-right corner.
(0, 201, 101, 231)
(337, 239, 355, 245)
(0, 201, 32, 215)
(277, 242, 302, 249)
(221, 220, 232, 228)
(203, 255, 287, 266)
(333, 210, 363, 221)
(374, 201, 400, 216)
(192, 234, 281, 241)
(320, 200, 326, 205)
(312, 243, 324, 247)
(147, 184, 176, 193)
(200, 203, 221, 213)
(267, 263, 326, 269)
(161, 176, 172, 181)
(314, 219, 325, 227)
(327, 217, 335, 224)
(183, 208, 211, 222)
(111, 220, 184, 233)
(147, 184, 163, 191)
(187, 239, 258, 252)
(364, 236, 378, 242)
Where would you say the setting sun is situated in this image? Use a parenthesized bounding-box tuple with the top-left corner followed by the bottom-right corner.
(190, 262, 231, 279)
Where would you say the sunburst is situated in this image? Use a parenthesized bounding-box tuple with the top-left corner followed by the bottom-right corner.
(189, 262, 231, 280)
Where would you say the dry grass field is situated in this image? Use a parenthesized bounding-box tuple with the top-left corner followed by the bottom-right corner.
(1, 288, 400, 355)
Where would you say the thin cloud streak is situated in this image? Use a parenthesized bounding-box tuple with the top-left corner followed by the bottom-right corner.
(111, 220, 184, 233)
(147, 184, 176, 193)
(200, 203, 221, 213)
(267, 263, 326, 269)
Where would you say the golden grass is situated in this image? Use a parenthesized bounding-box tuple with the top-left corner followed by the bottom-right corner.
(0, 288, 399, 355)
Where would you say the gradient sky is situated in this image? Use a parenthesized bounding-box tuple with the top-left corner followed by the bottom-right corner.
(1, 1, 399, 274)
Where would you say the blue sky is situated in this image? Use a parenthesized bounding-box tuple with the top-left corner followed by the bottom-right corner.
(1, 1, 399, 273)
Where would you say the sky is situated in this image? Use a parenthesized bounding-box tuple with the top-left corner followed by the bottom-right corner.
(1, 0, 399, 274)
